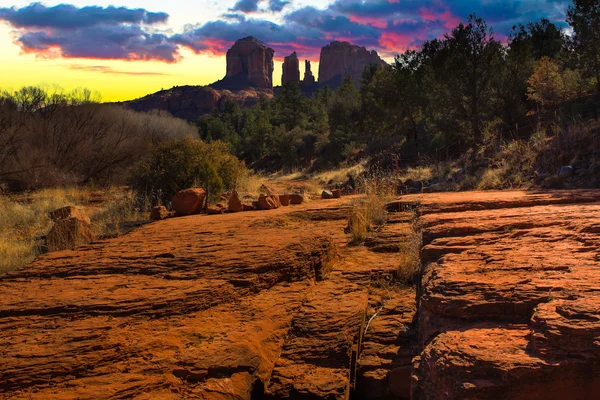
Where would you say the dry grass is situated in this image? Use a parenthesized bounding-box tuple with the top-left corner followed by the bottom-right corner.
(312, 162, 367, 185)
(347, 174, 396, 245)
(0, 187, 149, 274)
(398, 166, 433, 183)
(397, 220, 422, 284)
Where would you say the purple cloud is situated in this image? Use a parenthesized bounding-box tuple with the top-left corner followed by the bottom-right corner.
(0, 1, 574, 64)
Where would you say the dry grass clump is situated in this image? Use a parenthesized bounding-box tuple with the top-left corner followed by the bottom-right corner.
(0, 187, 149, 274)
(347, 174, 397, 245)
(397, 221, 422, 284)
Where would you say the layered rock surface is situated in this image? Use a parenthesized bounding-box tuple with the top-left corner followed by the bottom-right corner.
(400, 190, 600, 400)
(0, 198, 417, 399)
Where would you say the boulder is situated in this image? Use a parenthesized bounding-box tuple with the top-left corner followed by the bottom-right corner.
(258, 194, 281, 210)
(150, 206, 170, 221)
(331, 189, 342, 199)
(172, 188, 206, 216)
(49, 206, 91, 225)
(243, 204, 255, 211)
(282, 52, 300, 85)
(290, 194, 305, 205)
(318, 41, 387, 84)
(279, 194, 290, 206)
(228, 190, 245, 213)
(46, 210, 94, 253)
(322, 190, 334, 199)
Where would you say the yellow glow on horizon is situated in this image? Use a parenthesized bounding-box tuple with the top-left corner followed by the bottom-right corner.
(1, 24, 322, 103)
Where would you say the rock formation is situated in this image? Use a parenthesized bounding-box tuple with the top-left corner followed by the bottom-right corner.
(303, 60, 316, 86)
(318, 41, 386, 84)
(223, 36, 275, 89)
(122, 85, 272, 122)
(282, 52, 300, 85)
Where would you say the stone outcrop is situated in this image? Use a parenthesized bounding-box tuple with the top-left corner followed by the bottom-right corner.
(171, 188, 206, 216)
(318, 41, 386, 84)
(223, 36, 275, 89)
(282, 52, 300, 85)
(396, 190, 600, 400)
(303, 60, 316, 86)
(5, 188, 600, 399)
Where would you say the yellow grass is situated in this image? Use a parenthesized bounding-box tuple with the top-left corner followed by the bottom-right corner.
(0, 187, 148, 274)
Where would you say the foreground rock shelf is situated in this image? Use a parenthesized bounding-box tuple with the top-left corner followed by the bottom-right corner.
(403, 190, 600, 400)
(1, 189, 599, 399)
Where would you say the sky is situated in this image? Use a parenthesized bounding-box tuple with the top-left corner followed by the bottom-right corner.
(0, 0, 573, 102)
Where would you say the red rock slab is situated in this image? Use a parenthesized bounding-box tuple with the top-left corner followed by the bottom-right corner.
(413, 190, 600, 399)
(265, 277, 369, 399)
(356, 289, 416, 400)
(0, 206, 339, 399)
(388, 189, 600, 215)
(412, 325, 600, 400)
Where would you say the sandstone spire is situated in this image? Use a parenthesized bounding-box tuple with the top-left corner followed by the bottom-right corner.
(282, 52, 300, 85)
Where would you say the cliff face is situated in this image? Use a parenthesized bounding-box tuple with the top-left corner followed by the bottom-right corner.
(318, 41, 386, 84)
(282, 52, 300, 85)
(222, 36, 275, 89)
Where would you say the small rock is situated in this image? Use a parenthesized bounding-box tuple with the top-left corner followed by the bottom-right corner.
(258, 194, 281, 210)
(228, 190, 244, 213)
(150, 206, 170, 221)
(332, 189, 342, 199)
(243, 204, 255, 211)
(279, 194, 290, 207)
(322, 190, 334, 199)
(46, 209, 94, 252)
(290, 194, 304, 205)
(172, 188, 206, 216)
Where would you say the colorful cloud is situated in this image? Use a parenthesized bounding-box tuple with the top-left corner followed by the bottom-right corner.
(0, 0, 573, 63)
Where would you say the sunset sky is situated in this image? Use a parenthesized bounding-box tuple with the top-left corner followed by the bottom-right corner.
(0, 0, 572, 102)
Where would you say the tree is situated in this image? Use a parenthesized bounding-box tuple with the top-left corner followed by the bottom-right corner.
(443, 14, 503, 144)
(527, 57, 578, 113)
(567, 0, 600, 92)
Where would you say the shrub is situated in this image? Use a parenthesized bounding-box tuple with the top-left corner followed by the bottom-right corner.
(129, 137, 248, 206)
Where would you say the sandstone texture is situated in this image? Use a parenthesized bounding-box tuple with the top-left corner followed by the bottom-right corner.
(400, 189, 600, 400)
(318, 41, 387, 84)
(224, 37, 275, 90)
(282, 52, 300, 85)
(3, 189, 599, 399)
(0, 195, 417, 399)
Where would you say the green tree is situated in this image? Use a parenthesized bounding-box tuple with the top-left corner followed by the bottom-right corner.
(567, 0, 600, 92)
